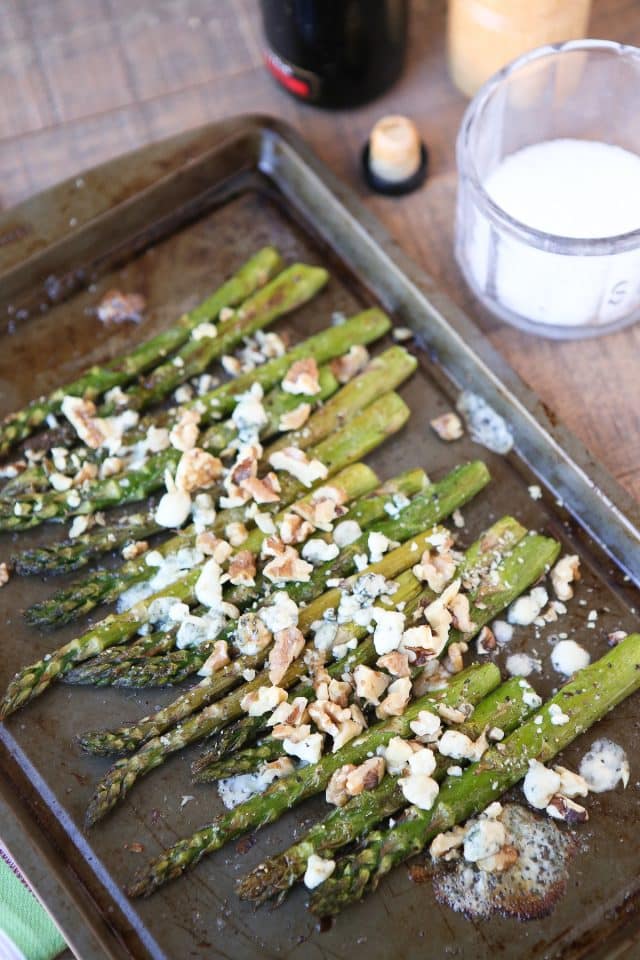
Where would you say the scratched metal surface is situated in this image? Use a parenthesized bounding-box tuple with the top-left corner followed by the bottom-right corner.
(0, 117, 639, 960)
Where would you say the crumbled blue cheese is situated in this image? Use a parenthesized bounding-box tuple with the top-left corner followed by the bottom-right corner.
(507, 586, 548, 626)
(550, 639, 590, 676)
(523, 760, 561, 809)
(456, 391, 514, 455)
(579, 739, 629, 793)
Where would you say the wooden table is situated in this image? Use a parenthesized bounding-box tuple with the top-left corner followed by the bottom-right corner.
(1, 0, 639, 499)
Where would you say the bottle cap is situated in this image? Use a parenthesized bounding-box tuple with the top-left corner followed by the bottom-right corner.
(362, 115, 428, 196)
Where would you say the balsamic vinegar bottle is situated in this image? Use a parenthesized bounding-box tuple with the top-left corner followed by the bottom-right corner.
(260, 0, 409, 109)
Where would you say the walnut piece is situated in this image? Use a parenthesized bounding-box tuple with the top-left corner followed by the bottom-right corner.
(175, 448, 222, 493)
(430, 412, 464, 441)
(268, 626, 305, 685)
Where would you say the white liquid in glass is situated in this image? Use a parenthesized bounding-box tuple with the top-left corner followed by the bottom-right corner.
(467, 138, 640, 327)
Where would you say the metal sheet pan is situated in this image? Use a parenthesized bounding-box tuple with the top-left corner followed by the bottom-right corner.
(0, 115, 638, 960)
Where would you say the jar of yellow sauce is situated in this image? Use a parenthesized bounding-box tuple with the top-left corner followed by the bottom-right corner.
(447, 0, 592, 97)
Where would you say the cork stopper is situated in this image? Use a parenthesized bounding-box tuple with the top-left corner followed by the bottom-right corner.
(362, 115, 428, 196)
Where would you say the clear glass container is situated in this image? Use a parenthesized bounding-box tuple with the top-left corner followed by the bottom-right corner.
(447, 0, 592, 98)
(455, 40, 640, 339)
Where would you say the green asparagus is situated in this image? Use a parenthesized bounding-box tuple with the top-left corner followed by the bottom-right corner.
(1, 394, 410, 717)
(0, 247, 282, 457)
(102, 261, 328, 414)
(193, 513, 533, 778)
(238, 676, 537, 905)
(310, 632, 640, 916)
(125, 662, 500, 896)
(64, 468, 427, 686)
(0, 264, 333, 531)
(82, 460, 491, 690)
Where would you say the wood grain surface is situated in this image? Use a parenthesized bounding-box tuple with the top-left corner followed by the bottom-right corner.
(0, 0, 638, 499)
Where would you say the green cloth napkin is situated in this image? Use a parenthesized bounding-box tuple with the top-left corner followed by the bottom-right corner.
(0, 852, 66, 960)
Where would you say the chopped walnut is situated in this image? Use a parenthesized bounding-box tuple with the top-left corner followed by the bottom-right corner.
(97, 289, 146, 325)
(279, 403, 311, 432)
(282, 357, 321, 395)
(268, 626, 306, 685)
(332, 708, 366, 751)
(169, 409, 201, 452)
(326, 764, 357, 806)
(353, 664, 391, 706)
(345, 756, 385, 795)
(430, 826, 466, 860)
(198, 640, 230, 676)
(412, 548, 457, 594)
(377, 650, 411, 677)
(476, 625, 496, 655)
(241, 472, 281, 504)
(443, 641, 468, 674)
(308, 700, 351, 738)
(228, 550, 256, 587)
(121, 540, 149, 561)
(0, 562, 9, 587)
(195, 533, 232, 563)
(241, 685, 288, 717)
(268, 696, 309, 728)
(546, 795, 589, 823)
(225, 521, 248, 547)
(293, 485, 348, 531)
(450, 594, 476, 634)
(278, 512, 314, 545)
(263, 545, 313, 583)
(437, 704, 468, 724)
(376, 677, 412, 719)
(430, 412, 464, 441)
(175, 448, 222, 493)
(268, 446, 328, 487)
(477, 844, 520, 873)
(550, 554, 581, 602)
(327, 678, 352, 707)
(272, 722, 312, 743)
(330, 344, 369, 384)
(99, 455, 123, 479)
(73, 461, 98, 486)
(61, 396, 106, 449)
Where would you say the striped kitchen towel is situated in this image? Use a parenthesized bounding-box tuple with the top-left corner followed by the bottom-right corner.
(0, 846, 66, 960)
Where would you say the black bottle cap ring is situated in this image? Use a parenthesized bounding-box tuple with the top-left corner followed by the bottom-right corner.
(362, 140, 429, 196)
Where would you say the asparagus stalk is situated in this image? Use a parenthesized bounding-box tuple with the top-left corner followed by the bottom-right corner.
(13, 510, 164, 577)
(125, 662, 500, 896)
(27, 384, 412, 633)
(1, 394, 410, 718)
(77, 550, 426, 756)
(0, 247, 282, 457)
(78, 525, 453, 774)
(81, 460, 491, 690)
(82, 541, 433, 825)
(23, 365, 407, 627)
(102, 262, 328, 414)
(64, 468, 428, 685)
(18, 346, 416, 583)
(310, 632, 640, 916)
(0, 264, 334, 532)
(18, 362, 338, 589)
(238, 676, 537, 905)
(194, 513, 533, 778)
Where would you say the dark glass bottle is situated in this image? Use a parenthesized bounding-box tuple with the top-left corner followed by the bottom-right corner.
(260, 0, 409, 109)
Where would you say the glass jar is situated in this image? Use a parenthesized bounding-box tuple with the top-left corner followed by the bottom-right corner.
(447, 0, 592, 97)
(455, 40, 640, 339)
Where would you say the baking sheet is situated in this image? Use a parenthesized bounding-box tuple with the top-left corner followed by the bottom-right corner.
(0, 116, 639, 960)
